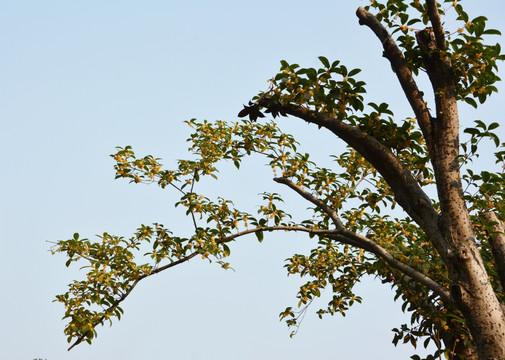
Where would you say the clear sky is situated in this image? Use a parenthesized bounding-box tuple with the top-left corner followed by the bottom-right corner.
(1, 1, 504, 359)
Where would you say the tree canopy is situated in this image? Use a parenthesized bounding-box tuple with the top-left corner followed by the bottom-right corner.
(53, 1, 505, 359)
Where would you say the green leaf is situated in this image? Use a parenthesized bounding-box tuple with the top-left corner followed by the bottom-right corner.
(464, 127, 480, 135)
(454, 4, 469, 22)
(475, 120, 486, 129)
(491, 133, 500, 147)
(483, 28, 502, 35)
(406, 18, 421, 26)
(472, 16, 488, 24)
(318, 56, 330, 68)
(488, 122, 499, 130)
(306, 68, 317, 81)
(348, 68, 362, 77)
(330, 60, 340, 69)
(255, 230, 264, 243)
(222, 244, 231, 256)
(464, 97, 478, 108)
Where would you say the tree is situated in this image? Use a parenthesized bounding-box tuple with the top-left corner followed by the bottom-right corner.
(52, 1, 505, 358)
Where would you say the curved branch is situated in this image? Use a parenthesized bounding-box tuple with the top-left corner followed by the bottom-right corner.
(151, 226, 338, 276)
(258, 99, 448, 260)
(337, 231, 451, 303)
(67, 225, 337, 351)
(355, 6, 434, 151)
(273, 176, 450, 303)
(68, 276, 144, 351)
(273, 177, 345, 230)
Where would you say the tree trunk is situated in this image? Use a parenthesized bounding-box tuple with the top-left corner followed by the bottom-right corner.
(355, 4, 505, 358)
(416, 25, 505, 360)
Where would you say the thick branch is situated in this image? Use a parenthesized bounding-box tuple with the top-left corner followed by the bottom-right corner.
(338, 231, 451, 303)
(259, 99, 449, 260)
(425, 0, 446, 50)
(481, 211, 505, 293)
(355, 6, 433, 151)
(354, 4, 467, 278)
(273, 176, 450, 303)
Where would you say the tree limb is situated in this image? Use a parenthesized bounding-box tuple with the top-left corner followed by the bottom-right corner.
(258, 98, 449, 260)
(273, 177, 345, 230)
(338, 231, 451, 304)
(68, 276, 144, 351)
(425, 0, 446, 50)
(67, 224, 338, 351)
(481, 211, 505, 293)
(355, 6, 434, 151)
(273, 176, 451, 303)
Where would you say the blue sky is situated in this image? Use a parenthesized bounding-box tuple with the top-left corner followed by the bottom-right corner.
(1, 1, 504, 359)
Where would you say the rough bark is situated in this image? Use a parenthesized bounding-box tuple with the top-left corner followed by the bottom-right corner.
(355, 4, 505, 359)
(481, 211, 505, 294)
(355, 6, 434, 152)
(418, 26, 505, 360)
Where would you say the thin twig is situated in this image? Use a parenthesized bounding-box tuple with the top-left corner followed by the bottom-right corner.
(273, 177, 345, 230)
(189, 168, 199, 231)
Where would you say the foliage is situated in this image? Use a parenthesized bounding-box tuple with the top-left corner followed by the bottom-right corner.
(53, 1, 504, 358)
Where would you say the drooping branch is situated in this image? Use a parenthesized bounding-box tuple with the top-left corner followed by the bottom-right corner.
(338, 232, 451, 304)
(67, 275, 145, 351)
(67, 251, 200, 351)
(481, 211, 505, 293)
(66, 225, 338, 351)
(273, 176, 451, 303)
(355, 6, 434, 151)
